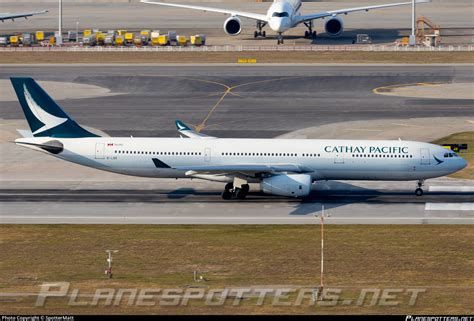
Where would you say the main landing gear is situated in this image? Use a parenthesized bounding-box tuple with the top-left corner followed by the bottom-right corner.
(415, 180, 425, 196)
(222, 182, 250, 200)
(254, 21, 267, 38)
(303, 21, 317, 39)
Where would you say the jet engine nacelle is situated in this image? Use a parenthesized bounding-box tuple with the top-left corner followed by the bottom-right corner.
(325, 17, 344, 37)
(224, 16, 242, 36)
(261, 174, 312, 198)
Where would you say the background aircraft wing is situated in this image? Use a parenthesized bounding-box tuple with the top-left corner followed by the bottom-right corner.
(295, 0, 429, 24)
(0, 10, 48, 22)
(141, 1, 269, 22)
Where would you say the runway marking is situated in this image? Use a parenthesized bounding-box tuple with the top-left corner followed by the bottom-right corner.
(2, 216, 473, 221)
(429, 186, 474, 192)
(391, 123, 423, 128)
(346, 128, 381, 132)
(372, 82, 447, 95)
(425, 203, 474, 211)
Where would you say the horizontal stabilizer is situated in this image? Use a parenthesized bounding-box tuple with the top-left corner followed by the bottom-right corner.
(15, 139, 64, 154)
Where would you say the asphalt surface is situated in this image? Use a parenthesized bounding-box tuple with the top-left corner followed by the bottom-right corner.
(1, 64, 473, 138)
(1, 64, 473, 224)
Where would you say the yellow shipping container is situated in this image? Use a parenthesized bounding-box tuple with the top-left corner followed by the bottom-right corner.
(158, 35, 169, 46)
(151, 37, 160, 46)
(35, 31, 44, 41)
(115, 36, 124, 46)
(49, 36, 55, 45)
(83, 29, 92, 37)
(140, 30, 150, 36)
(95, 32, 105, 41)
(9, 35, 19, 45)
(117, 30, 127, 36)
(176, 35, 187, 46)
(125, 33, 134, 42)
(190, 35, 203, 46)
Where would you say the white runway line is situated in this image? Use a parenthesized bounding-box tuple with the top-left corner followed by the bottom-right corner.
(425, 203, 474, 211)
(429, 186, 474, 192)
(2, 216, 474, 221)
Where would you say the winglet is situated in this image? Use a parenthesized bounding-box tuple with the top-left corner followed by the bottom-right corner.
(175, 120, 192, 132)
(175, 120, 217, 139)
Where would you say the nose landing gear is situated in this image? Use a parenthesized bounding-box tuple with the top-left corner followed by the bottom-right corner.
(415, 180, 425, 196)
(277, 33, 284, 45)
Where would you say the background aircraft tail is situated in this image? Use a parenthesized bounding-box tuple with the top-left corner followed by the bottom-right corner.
(10, 77, 98, 138)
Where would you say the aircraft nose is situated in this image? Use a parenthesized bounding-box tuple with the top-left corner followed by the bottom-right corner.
(459, 157, 468, 170)
(269, 17, 290, 32)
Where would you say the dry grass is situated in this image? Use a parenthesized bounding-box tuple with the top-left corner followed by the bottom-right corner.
(0, 225, 473, 314)
(0, 51, 473, 64)
(432, 132, 474, 180)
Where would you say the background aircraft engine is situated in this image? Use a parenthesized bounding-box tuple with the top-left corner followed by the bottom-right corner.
(224, 16, 242, 36)
(325, 17, 344, 36)
(261, 174, 312, 197)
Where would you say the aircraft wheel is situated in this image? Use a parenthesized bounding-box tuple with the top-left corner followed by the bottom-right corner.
(237, 184, 250, 200)
(262, 31, 266, 38)
(415, 188, 424, 196)
(254, 31, 259, 38)
(222, 190, 232, 200)
(312, 31, 317, 38)
(304, 31, 309, 38)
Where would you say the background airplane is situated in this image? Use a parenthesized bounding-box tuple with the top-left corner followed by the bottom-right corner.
(142, 0, 428, 44)
(11, 78, 466, 200)
(0, 10, 48, 22)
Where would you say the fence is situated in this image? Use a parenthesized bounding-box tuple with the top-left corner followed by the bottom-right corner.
(1, 44, 473, 52)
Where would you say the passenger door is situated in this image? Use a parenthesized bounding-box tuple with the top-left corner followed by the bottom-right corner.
(95, 143, 105, 159)
(334, 153, 344, 164)
(420, 148, 430, 165)
(204, 148, 211, 162)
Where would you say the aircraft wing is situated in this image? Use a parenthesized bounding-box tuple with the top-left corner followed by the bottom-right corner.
(175, 120, 217, 139)
(141, 0, 269, 22)
(176, 164, 313, 175)
(295, 0, 429, 24)
(0, 10, 48, 22)
(152, 159, 313, 175)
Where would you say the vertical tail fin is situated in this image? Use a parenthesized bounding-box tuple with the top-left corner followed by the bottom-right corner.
(10, 77, 98, 138)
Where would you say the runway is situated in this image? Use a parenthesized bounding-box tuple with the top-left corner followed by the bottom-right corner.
(1, 64, 473, 224)
(1, 180, 473, 224)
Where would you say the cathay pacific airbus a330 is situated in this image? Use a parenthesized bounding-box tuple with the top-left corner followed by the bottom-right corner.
(142, 0, 429, 44)
(12, 78, 466, 200)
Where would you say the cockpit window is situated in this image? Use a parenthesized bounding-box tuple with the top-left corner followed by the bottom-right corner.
(444, 153, 449, 158)
(272, 12, 289, 17)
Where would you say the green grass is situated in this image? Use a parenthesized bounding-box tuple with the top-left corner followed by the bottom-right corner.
(432, 131, 474, 179)
(0, 225, 473, 314)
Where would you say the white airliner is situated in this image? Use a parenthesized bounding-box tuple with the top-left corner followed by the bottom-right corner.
(11, 78, 466, 199)
(142, 0, 428, 44)
(0, 10, 48, 22)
